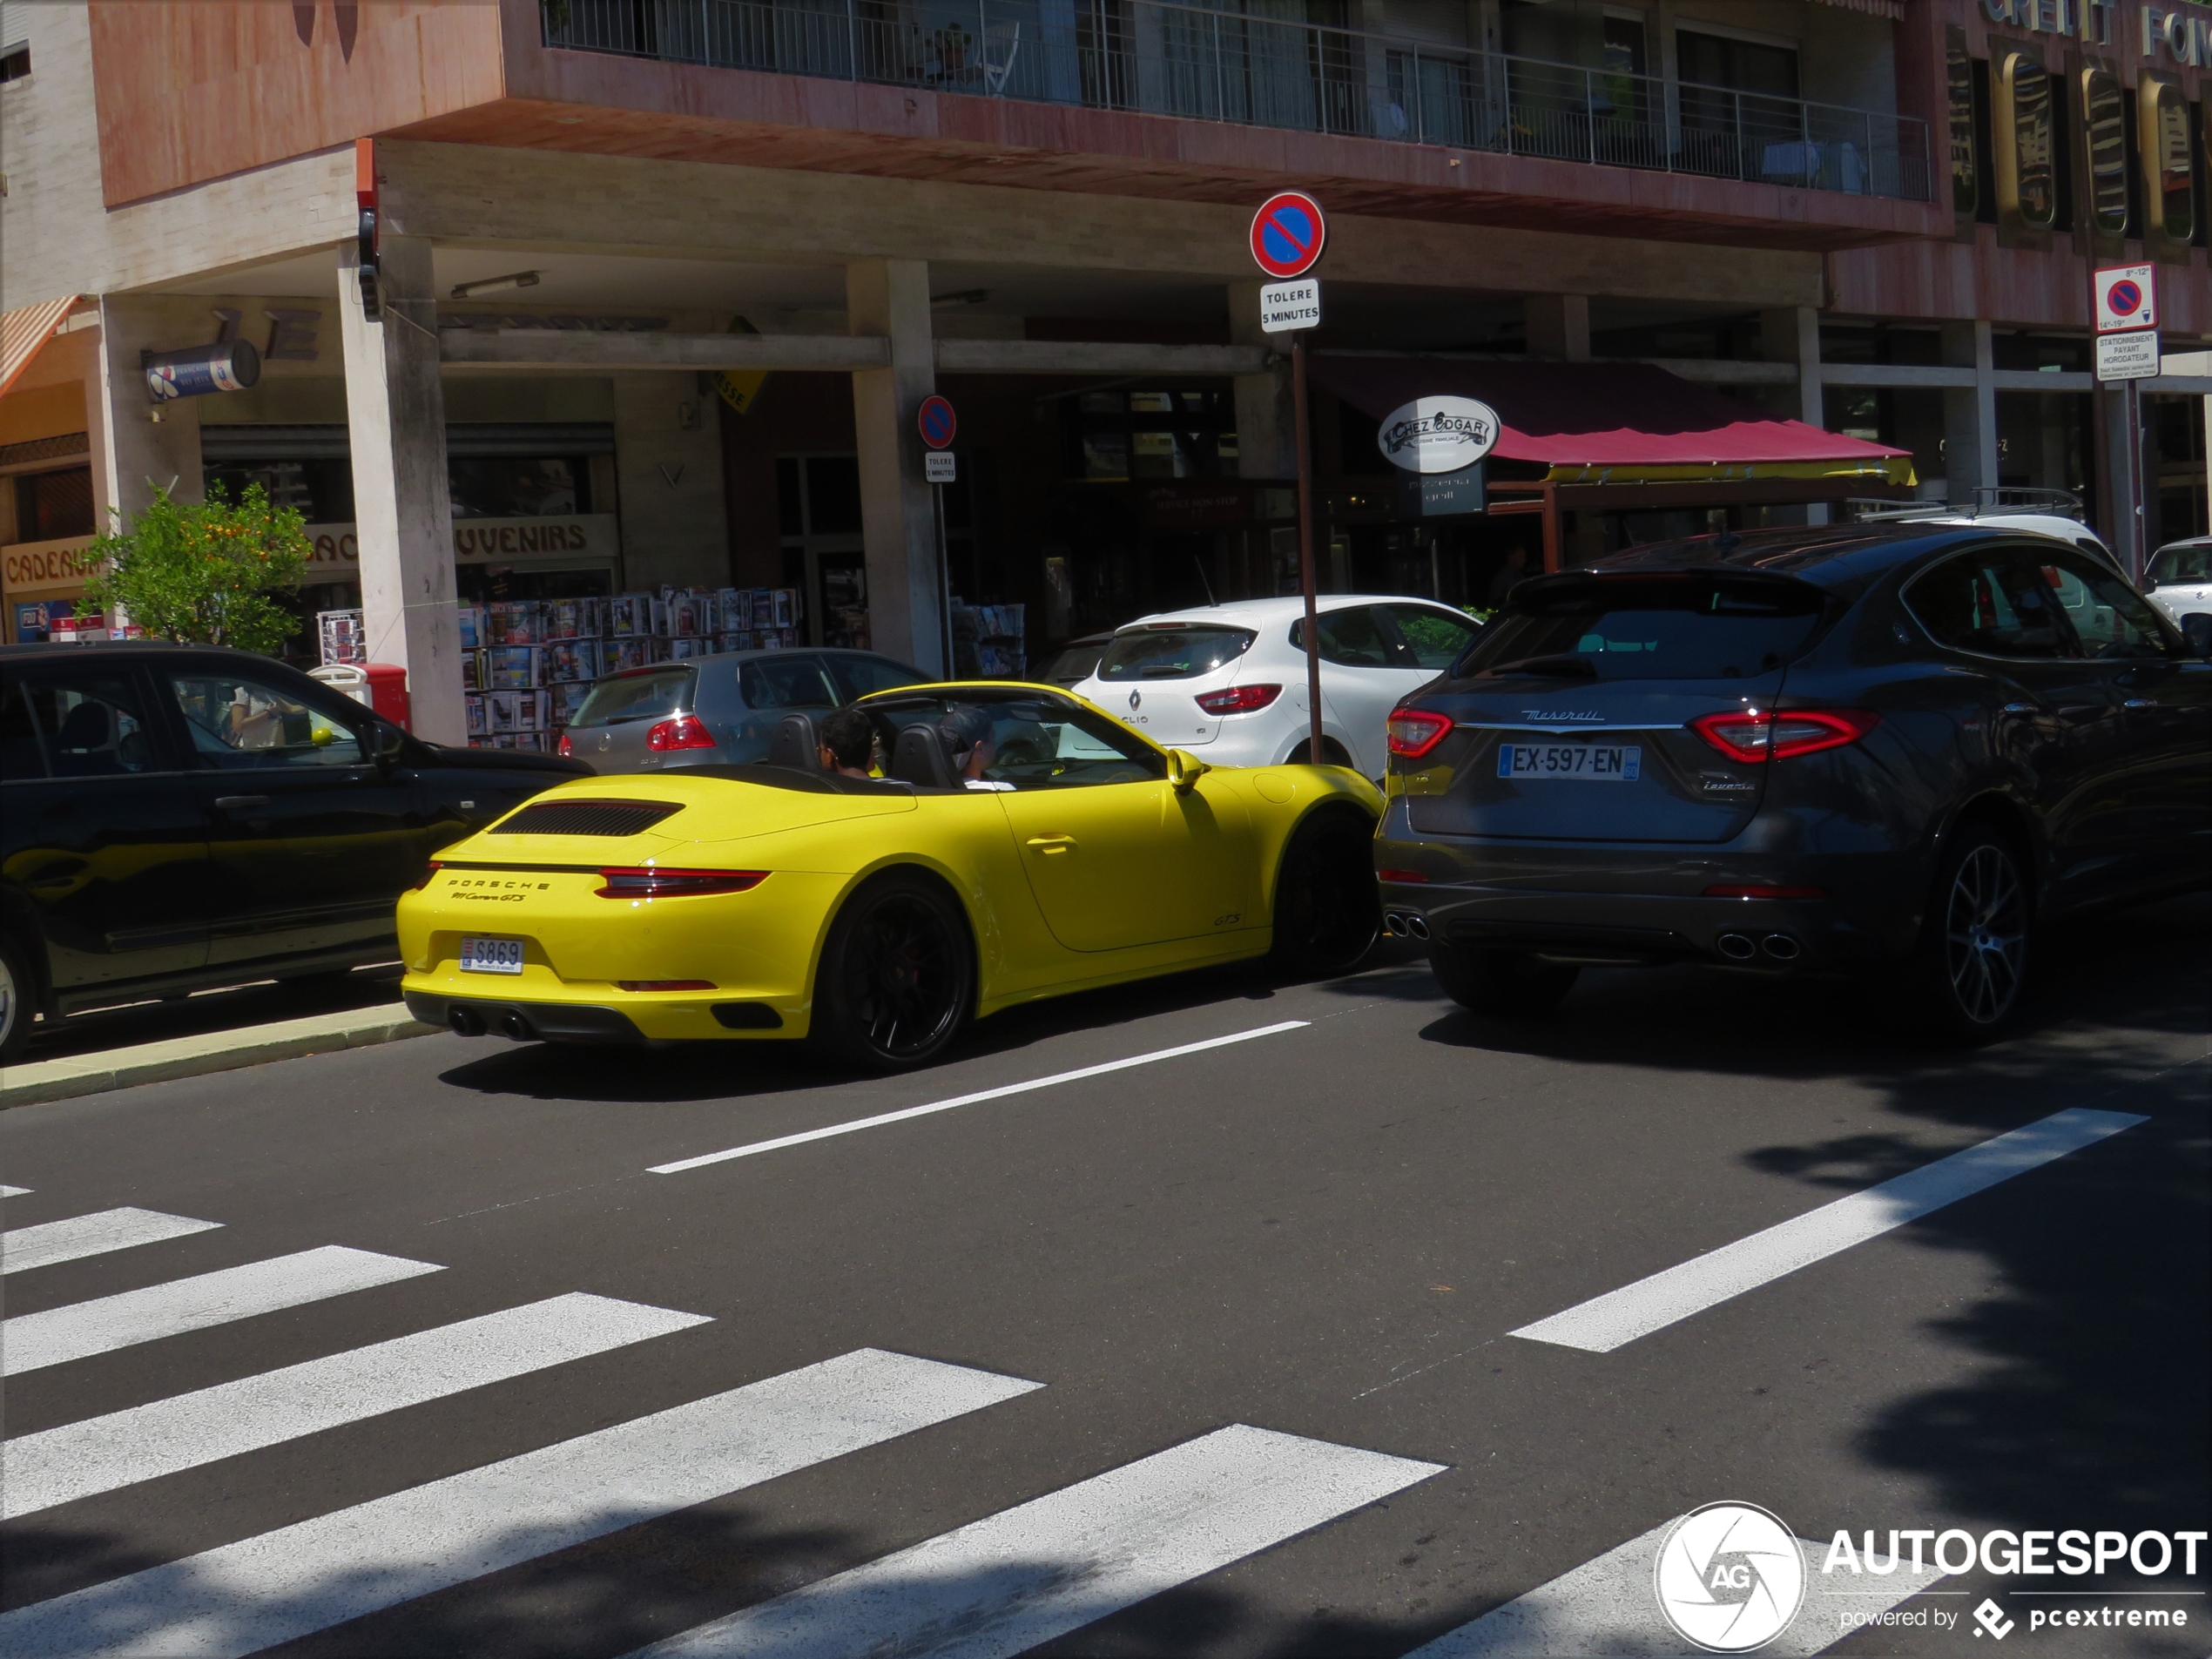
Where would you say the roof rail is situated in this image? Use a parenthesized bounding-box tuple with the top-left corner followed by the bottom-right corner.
(1844, 487, 2086, 525)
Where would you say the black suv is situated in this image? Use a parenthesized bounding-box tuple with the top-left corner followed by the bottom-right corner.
(1374, 526, 2212, 1038)
(1, 642, 586, 1061)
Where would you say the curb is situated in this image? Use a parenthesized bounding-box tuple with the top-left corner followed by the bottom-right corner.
(2, 1006, 442, 1111)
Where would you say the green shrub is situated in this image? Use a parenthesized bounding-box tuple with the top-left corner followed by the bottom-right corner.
(80, 483, 310, 656)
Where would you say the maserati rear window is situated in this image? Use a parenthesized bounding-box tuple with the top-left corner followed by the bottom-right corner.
(1096, 626, 1255, 681)
(1463, 579, 1827, 681)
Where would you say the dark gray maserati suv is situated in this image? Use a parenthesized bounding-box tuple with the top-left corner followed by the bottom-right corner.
(1372, 525, 2212, 1040)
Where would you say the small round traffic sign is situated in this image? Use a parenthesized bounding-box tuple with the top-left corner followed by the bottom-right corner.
(917, 395, 957, 449)
(1251, 192, 1326, 280)
(2109, 280, 2143, 318)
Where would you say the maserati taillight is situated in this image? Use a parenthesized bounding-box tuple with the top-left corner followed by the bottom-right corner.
(1386, 709, 1453, 759)
(1690, 708, 1880, 763)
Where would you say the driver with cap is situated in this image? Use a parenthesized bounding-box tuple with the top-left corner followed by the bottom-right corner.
(937, 706, 999, 787)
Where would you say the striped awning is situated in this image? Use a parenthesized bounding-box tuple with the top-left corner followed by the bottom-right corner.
(1807, 0, 1906, 20)
(1, 295, 78, 401)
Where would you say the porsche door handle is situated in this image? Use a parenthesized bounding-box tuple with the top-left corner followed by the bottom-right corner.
(1025, 835, 1077, 854)
(213, 795, 272, 811)
(2122, 698, 2155, 710)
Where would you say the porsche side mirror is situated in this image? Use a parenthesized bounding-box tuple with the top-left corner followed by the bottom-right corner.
(1167, 749, 1210, 791)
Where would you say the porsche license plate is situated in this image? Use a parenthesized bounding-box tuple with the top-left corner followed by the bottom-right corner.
(459, 936, 526, 974)
(1497, 742, 1642, 781)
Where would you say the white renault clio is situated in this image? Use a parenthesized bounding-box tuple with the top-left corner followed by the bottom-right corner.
(1070, 595, 1484, 779)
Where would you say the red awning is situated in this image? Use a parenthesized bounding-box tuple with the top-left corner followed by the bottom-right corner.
(1307, 356, 1913, 486)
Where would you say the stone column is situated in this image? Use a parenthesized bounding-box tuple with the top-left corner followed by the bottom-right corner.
(846, 258, 945, 677)
(1229, 281, 1296, 482)
(611, 373, 729, 592)
(337, 234, 467, 744)
(1525, 294, 1591, 361)
(1763, 305, 1829, 525)
(89, 296, 205, 533)
(1939, 319, 1998, 507)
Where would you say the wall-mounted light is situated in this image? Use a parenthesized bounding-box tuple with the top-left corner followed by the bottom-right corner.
(449, 271, 543, 300)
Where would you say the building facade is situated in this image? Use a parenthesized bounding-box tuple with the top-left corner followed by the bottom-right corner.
(1, 0, 2205, 745)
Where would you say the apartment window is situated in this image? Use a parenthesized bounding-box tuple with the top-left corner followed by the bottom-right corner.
(1602, 14, 1647, 78)
(14, 468, 93, 542)
(1675, 29, 1798, 98)
(0, 45, 28, 81)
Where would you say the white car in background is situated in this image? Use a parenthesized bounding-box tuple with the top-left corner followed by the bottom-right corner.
(2144, 536, 2212, 635)
(1070, 595, 1484, 779)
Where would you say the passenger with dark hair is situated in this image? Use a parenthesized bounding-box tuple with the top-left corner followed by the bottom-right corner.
(817, 706, 876, 779)
(937, 705, 997, 784)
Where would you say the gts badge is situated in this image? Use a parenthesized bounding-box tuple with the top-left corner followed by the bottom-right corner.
(1698, 772, 1755, 792)
(1214, 912, 1243, 927)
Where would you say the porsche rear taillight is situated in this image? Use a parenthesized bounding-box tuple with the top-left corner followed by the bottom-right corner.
(412, 861, 442, 891)
(595, 867, 766, 899)
(644, 716, 717, 752)
(1690, 708, 1879, 763)
(1195, 684, 1281, 715)
(1386, 709, 1453, 759)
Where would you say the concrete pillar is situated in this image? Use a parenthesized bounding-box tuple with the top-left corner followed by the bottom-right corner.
(337, 234, 467, 745)
(1525, 294, 1591, 361)
(846, 258, 945, 678)
(1939, 320, 1998, 507)
(89, 296, 204, 533)
(1229, 282, 1296, 482)
(611, 373, 728, 592)
(1763, 306, 1829, 525)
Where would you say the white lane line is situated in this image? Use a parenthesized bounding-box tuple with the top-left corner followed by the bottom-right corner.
(2, 1185, 32, 1197)
(3, 1247, 446, 1376)
(651, 1020, 1311, 1175)
(1, 1291, 705, 1519)
(1511, 1107, 2148, 1354)
(1403, 1521, 1946, 1657)
(3, 1209, 222, 1276)
(1, 1349, 1038, 1659)
(628, 1423, 1445, 1659)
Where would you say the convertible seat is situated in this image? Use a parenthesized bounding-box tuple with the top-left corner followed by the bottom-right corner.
(767, 712, 822, 772)
(889, 725, 960, 789)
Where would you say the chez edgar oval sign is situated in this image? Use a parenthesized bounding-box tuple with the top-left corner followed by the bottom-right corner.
(1377, 395, 1502, 475)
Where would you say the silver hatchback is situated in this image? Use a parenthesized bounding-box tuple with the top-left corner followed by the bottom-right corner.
(559, 648, 926, 772)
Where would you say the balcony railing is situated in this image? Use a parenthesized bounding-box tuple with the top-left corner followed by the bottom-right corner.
(543, 0, 1933, 204)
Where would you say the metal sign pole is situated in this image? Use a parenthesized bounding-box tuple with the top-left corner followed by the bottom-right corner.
(934, 480, 955, 677)
(1291, 334, 1324, 765)
(2127, 376, 2146, 583)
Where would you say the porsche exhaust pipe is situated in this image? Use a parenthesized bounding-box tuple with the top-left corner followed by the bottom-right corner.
(448, 1007, 487, 1037)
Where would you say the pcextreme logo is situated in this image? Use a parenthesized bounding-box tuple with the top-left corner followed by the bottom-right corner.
(1655, 1502, 1806, 1653)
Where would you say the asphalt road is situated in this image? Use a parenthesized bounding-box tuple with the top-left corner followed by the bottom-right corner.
(3, 898, 2205, 1658)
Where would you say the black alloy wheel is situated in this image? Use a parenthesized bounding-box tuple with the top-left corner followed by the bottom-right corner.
(1271, 810, 1380, 975)
(1427, 943, 1580, 1016)
(1908, 820, 2029, 1042)
(810, 873, 973, 1070)
(0, 933, 30, 1065)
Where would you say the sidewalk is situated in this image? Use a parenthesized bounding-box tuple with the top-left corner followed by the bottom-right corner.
(3, 1005, 441, 1111)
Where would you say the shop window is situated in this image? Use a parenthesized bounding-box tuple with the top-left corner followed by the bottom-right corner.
(447, 455, 589, 519)
(2077, 66, 2129, 239)
(1993, 51, 2057, 236)
(14, 466, 93, 542)
(2138, 76, 2196, 248)
(1066, 388, 1234, 484)
(1946, 39, 1979, 220)
(204, 458, 354, 523)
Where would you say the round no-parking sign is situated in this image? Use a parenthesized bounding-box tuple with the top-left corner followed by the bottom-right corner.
(1251, 192, 1327, 280)
(917, 395, 957, 449)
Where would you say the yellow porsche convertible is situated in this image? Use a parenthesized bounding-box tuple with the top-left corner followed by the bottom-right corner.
(399, 683, 1381, 1069)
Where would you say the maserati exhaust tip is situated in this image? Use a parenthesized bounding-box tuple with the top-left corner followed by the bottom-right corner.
(1716, 933, 1758, 961)
(1762, 934, 1802, 961)
(1384, 914, 1409, 937)
(1406, 914, 1431, 941)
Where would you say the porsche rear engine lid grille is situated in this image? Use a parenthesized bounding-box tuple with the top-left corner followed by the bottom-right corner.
(491, 799, 681, 837)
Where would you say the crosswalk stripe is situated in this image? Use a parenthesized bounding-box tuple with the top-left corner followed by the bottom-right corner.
(1, 1291, 705, 1519)
(649, 1021, 1312, 1175)
(1510, 1108, 2148, 1353)
(3, 1246, 446, 1376)
(0, 1348, 1040, 1659)
(1401, 1520, 1946, 1656)
(2, 1185, 32, 1197)
(628, 1423, 1446, 1659)
(3, 1208, 222, 1276)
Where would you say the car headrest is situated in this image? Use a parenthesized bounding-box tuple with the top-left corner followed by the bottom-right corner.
(889, 723, 959, 789)
(55, 700, 112, 751)
(766, 711, 821, 772)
